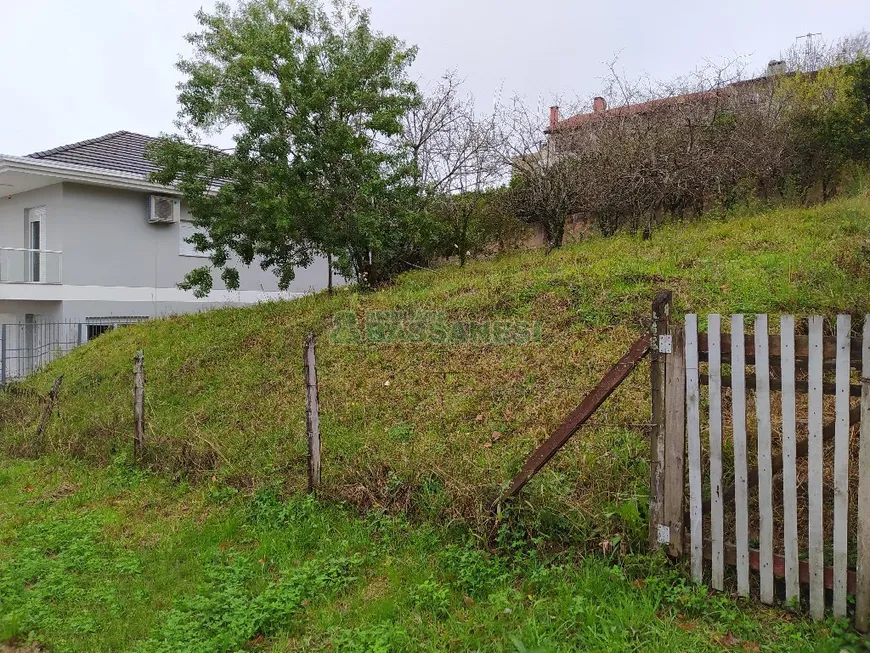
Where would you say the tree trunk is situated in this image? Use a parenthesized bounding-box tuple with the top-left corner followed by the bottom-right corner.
(544, 216, 566, 252)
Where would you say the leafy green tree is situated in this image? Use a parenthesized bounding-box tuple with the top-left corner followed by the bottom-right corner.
(148, 0, 424, 294)
(433, 189, 526, 266)
(778, 58, 870, 200)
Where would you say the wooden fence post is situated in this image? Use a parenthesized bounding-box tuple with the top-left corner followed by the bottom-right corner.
(133, 350, 145, 463)
(856, 316, 870, 632)
(649, 290, 672, 550)
(304, 334, 322, 494)
(35, 374, 64, 439)
(663, 326, 686, 558)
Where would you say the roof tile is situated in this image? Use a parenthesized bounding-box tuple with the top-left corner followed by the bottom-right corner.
(27, 131, 161, 177)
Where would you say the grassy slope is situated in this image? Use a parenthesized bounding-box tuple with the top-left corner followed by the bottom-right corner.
(0, 456, 850, 652)
(4, 197, 870, 547)
(3, 198, 870, 650)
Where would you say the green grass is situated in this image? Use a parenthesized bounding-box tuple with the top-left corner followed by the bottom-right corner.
(3, 198, 870, 649)
(0, 456, 855, 652)
(4, 198, 870, 545)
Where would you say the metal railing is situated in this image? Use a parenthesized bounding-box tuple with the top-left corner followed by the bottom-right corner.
(0, 317, 148, 387)
(0, 247, 63, 284)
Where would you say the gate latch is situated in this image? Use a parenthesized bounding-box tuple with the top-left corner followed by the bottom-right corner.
(658, 335, 673, 354)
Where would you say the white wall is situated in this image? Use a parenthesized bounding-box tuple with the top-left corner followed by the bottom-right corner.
(59, 183, 336, 294)
(0, 300, 64, 323)
(0, 183, 64, 251)
(0, 181, 343, 326)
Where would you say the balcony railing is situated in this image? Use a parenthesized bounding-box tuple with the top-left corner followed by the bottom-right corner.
(0, 247, 62, 284)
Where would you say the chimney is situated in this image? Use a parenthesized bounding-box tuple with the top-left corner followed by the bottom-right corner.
(766, 60, 786, 77)
(549, 106, 560, 130)
(593, 96, 607, 113)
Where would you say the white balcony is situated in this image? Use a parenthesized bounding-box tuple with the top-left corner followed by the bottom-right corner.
(0, 247, 62, 284)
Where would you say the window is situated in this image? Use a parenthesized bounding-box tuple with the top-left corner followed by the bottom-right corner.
(179, 220, 210, 258)
(25, 206, 46, 282)
(85, 316, 148, 341)
(86, 323, 113, 340)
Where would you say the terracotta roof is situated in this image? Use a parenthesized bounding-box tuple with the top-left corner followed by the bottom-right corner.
(549, 77, 766, 133)
(27, 131, 160, 177)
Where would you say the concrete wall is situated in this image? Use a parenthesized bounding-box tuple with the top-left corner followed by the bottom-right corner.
(0, 300, 63, 324)
(0, 181, 341, 323)
(0, 184, 64, 251)
(55, 297, 291, 323)
(60, 183, 331, 293)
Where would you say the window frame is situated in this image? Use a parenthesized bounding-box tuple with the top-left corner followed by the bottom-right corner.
(178, 220, 211, 259)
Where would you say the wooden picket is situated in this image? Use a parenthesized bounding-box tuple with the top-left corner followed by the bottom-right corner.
(856, 319, 870, 631)
(707, 314, 724, 591)
(731, 314, 750, 598)
(807, 317, 824, 620)
(754, 315, 773, 605)
(685, 315, 702, 583)
(780, 315, 799, 603)
(652, 311, 870, 629)
(834, 315, 851, 617)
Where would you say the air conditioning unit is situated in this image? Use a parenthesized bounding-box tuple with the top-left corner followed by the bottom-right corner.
(147, 195, 181, 224)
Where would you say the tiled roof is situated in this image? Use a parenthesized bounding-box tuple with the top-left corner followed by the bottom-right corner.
(549, 76, 767, 133)
(27, 131, 160, 177)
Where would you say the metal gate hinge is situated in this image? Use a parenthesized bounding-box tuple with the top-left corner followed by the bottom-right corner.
(657, 524, 671, 545)
(658, 335, 672, 354)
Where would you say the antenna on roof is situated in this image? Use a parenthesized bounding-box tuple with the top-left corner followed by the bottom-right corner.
(796, 32, 823, 72)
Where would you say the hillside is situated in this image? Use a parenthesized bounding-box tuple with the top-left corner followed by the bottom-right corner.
(3, 197, 870, 547)
(3, 198, 870, 651)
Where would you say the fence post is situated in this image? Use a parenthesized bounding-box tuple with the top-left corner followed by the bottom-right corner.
(1, 324, 6, 390)
(663, 326, 687, 557)
(856, 316, 870, 632)
(303, 333, 322, 494)
(133, 350, 146, 464)
(35, 375, 64, 439)
(649, 290, 672, 550)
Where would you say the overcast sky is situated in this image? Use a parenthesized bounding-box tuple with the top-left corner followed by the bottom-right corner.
(1, 0, 866, 155)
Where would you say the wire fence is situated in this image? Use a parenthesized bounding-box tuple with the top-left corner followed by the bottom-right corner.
(0, 317, 148, 387)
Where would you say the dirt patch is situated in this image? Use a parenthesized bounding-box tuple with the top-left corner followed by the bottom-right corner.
(1, 643, 45, 653)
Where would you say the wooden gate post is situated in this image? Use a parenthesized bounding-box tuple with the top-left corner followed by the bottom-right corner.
(649, 290, 672, 550)
(133, 350, 145, 463)
(663, 326, 687, 557)
(303, 334, 322, 494)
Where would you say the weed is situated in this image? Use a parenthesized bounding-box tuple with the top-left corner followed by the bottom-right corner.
(411, 578, 451, 619)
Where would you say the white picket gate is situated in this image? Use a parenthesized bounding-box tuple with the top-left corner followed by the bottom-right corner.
(650, 307, 870, 629)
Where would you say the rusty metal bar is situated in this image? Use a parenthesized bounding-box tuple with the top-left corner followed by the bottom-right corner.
(690, 538, 857, 595)
(496, 333, 651, 504)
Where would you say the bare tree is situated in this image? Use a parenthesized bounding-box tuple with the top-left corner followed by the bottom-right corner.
(405, 73, 511, 265)
(495, 95, 591, 250)
(404, 71, 467, 192)
(519, 55, 788, 238)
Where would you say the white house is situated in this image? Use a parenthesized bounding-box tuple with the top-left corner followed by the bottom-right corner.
(0, 131, 335, 379)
